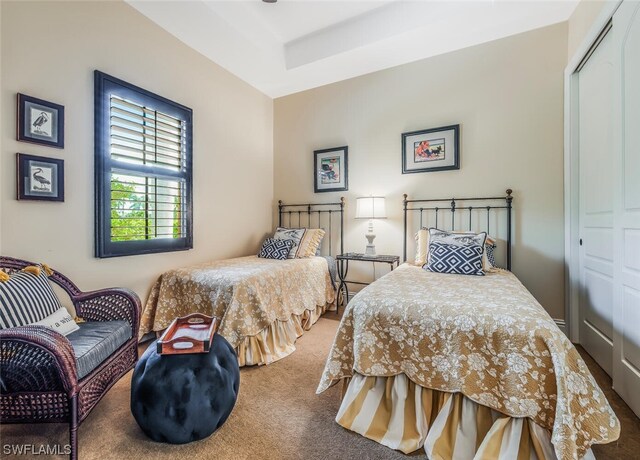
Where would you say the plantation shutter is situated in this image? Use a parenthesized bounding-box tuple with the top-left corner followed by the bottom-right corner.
(95, 71, 193, 257)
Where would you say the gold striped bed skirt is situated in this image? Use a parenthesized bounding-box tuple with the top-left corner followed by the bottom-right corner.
(236, 303, 329, 366)
(337, 373, 596, 460)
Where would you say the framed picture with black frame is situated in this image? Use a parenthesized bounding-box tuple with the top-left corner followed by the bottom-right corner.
(314, 146, 348, 193)
(402, 124, 459, 174)
(16, 153, 65, 202)
(17, 94, 65, 148)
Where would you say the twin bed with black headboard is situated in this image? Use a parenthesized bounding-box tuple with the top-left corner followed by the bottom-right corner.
(402, 189, 513, 269)
(278, 197, 345, 257)
(318, 190, 619, 460)
(139, 198, 345, 367)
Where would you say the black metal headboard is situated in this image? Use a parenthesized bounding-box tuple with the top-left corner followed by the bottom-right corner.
(403, 189, 513, 270)
(278, 197, 345, 256)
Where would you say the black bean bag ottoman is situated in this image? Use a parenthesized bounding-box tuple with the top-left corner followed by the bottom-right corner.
(130, 334, 240, 444)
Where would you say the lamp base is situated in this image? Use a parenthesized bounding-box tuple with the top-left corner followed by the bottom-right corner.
(364, 233, 377, 256)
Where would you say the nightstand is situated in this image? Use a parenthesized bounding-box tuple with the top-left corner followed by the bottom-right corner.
(336, 253, 400, 311)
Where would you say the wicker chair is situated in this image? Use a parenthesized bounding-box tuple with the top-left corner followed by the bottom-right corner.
(0, 256, 141, 460)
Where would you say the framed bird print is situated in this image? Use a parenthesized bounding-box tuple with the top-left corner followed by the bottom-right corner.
(17, 93, 65, 148)
(16, 153, 64, 202)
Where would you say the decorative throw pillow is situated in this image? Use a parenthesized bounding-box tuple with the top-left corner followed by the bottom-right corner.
(416, 229, 495, 266)
(273, 227, 307, 259)
(426, 228, 487, 274)
(314, 228, 327, 256)
(298, 228, 325, 258)
(424, 241, 485, 276)
(32, 307, 79, 336)
(428, 228, 487, 248)
(258, 238, 295, 260)
(485, 242, 498, 268)
(425, 228, 490, 269)
(0, 265, 63, 329)
(414, 228, 430, 265)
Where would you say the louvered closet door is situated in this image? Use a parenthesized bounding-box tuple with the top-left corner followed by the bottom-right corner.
(612, 0, 640, 418)
(578, 26, 615, 376)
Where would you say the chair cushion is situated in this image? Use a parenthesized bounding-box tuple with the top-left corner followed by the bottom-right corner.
(67, 320, 132, 379)
(0, 267, 62, 329)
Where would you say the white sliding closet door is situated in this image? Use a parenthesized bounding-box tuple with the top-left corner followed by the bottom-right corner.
(578, 26, 615, 376)
(571, 0, 640, 417)
(612, 0, 640, 417)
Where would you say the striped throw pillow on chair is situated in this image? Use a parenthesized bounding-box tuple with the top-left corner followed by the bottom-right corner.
(0, 266, 63, 329)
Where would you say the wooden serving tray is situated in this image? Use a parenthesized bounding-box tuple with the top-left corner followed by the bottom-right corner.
(157, 313, 219, 355)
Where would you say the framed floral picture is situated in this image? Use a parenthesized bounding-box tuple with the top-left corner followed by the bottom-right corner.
(17, 93, 65, 148)
(401, 124, 459, 174)
(16, 153, 65, 202)
(314, 146, 348, 193)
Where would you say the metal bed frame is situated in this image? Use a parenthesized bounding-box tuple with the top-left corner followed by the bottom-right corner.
(278, 197, 345, 257)
(402, 189, 514, 270)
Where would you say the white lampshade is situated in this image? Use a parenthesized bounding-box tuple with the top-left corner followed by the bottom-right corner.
(355, 196, 387, 219)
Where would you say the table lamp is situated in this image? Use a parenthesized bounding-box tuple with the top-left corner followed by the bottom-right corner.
(355, 196, 387, 255)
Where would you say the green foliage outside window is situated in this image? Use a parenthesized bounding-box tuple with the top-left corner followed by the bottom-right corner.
(110, 179, 183, 242)
(111, 180, 146, 242)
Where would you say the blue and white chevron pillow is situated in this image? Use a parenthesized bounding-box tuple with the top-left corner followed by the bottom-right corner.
(258, 238, 295, 260)
(424, 242, 485, 276)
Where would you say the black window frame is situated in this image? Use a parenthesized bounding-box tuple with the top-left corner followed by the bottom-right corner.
(94, 70, 193, 258)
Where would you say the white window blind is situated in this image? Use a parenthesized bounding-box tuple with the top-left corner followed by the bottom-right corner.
(110, 96, 185, 170)
(108, 96, 188, 242)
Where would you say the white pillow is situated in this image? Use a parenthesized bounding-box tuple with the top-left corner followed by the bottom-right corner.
(32, 307, 79, 336)
(414, 228, 430, 265)
(273, 227, 307, 259)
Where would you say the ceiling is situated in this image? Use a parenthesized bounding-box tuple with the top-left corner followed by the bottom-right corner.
(127, 0, 579, 98)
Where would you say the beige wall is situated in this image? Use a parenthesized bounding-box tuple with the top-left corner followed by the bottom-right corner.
(0, 3, 574, 319)
(1, 1, 274, 301)
(568, 0, 608, 59)
(274, 23, 568, 319)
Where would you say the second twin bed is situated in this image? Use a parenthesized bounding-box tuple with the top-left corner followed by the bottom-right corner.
(140, 199, 344, 366)
(318, 191, 619, 460)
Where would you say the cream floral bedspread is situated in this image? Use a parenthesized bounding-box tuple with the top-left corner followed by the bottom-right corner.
(317, 264, 619, 460)
(141, 256, 335, 347)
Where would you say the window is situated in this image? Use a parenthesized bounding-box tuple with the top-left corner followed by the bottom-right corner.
(94, 71, 193, 257)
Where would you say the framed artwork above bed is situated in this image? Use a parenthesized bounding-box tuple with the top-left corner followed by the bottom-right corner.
(314, 146, 348, 193)
(401, 124, 459, 174)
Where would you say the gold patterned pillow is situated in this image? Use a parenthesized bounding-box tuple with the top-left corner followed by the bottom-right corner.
(298, 228, 325, 258)
(414, 228, 430, 266)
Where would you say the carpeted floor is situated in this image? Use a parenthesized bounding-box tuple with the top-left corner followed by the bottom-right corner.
(2, 313, 639, 459)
